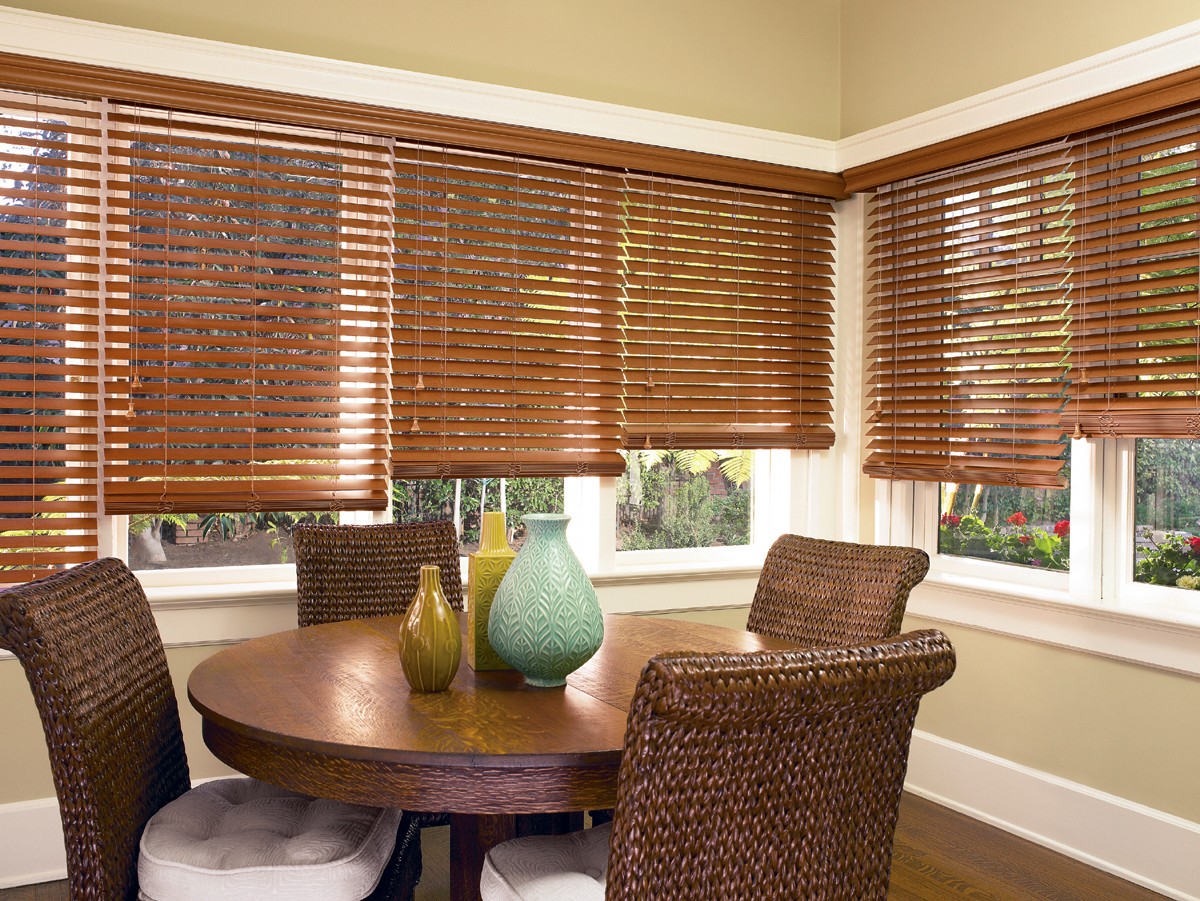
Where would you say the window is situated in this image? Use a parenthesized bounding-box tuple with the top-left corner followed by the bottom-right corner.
(392, 476, 565, 555)
(870, 94, 1200, 619)
(0, 91, 101, 585)
(0, 77, 835, 587)
(865, 142, 1072, 490)
(104, 105, 393, 516)
(389, 146, 626, 480)
(1132, 439, 1200, 590)
(616, 449, 754, 551)
(127, 510, 340, 570)
(937, 466, 1071, 571)
(620, 176, 836, 451)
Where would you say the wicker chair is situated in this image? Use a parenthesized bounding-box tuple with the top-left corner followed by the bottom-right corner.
(481, 629, 956, 900)
(293, 519, 464, 843)
(748, 533, 930, 646)
(293, 520, 464, 627)
(0, 558, 421, 901)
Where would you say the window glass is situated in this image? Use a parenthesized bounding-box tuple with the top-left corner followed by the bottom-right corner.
(1133, 438, 1200, 590)
(392, 477, 564, 555)
(127, 511, 337, 570)
(937, 452, 1071, 571)
(616, 450, 753, 551)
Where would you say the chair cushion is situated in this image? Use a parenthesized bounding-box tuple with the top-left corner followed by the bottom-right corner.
(138, 777, 402, 901)
(480, 821, 610, 901)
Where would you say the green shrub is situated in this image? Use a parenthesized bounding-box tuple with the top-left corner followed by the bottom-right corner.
(1134, 530, 1200, 587)
(938, 512, 1070, 571)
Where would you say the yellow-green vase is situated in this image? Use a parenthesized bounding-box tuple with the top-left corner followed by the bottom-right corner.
(398, 564, 461, 692)
(467, 511, 517, 670)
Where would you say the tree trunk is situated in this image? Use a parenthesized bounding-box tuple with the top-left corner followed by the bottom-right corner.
(136, 518, 168, 565)
(453, 479, 463, 538)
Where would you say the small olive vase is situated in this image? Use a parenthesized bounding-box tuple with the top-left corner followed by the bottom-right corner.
(467, 511, 516, 671)
(398, 564, 461, 692)
(489, 513, 603, 688)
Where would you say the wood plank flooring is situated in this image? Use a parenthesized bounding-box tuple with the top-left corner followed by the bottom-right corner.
(0, 794, 1165, 900)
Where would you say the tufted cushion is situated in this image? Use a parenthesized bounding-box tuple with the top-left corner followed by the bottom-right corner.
(137, 777, 402, 901)
(480, 822, 610, 901)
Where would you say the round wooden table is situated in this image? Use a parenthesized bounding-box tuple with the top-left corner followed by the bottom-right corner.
(188, 613, 796, 901)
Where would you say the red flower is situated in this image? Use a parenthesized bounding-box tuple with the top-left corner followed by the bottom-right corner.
(1007, 511, 1027, 526)
(1054, 520, 1070, 538)
(1019, 535, 1030, 544)
(1190, 536, 1200, 556)
(940, 513, 961, 527)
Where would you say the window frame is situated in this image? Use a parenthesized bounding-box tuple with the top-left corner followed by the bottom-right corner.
(881, 434, 1200, 677)
(608, 448, 789, 571)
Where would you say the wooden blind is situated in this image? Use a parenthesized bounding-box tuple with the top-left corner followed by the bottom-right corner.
(1063, 104, 1200, 438)
(390, 145, 627, 477)
(102, 105, 394, 513)
(865, 142, 1073, 488)
(0, 91, 101, 583)
(620, 175, 835, 450)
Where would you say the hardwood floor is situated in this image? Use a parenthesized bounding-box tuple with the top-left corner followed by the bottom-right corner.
(888, 796, 1164, 900)
(0, 794, 1165, 900)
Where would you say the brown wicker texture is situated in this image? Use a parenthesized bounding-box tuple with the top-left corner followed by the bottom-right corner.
(0, 558, 420, 901)
(605, 629, 956, 901)
(294, 521, 465, 628)
(747, 533, 930, 647)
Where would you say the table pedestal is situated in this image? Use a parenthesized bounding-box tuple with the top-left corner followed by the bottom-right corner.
(449, 812, 586, 901)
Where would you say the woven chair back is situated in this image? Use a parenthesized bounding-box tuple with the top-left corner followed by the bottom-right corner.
(606, 629, 955, 901)
(293, 521, 464, 627)
(748, 534, 930, 646)
(0, 558, 191, 901)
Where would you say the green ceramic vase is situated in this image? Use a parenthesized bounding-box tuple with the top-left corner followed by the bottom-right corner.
(398, 564, 461, 692)
(489, 513, 603, 688)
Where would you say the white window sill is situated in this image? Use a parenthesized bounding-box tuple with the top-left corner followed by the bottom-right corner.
(593, 561, 762, 586)
(146, 580, 297, 609)
(910, 571, 1200, 677)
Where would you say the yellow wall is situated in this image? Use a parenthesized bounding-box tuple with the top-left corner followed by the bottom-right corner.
(904, 616, 1200, 823)
(2, 0, 842, 138)
(841, 0, 1200, 134)
(0, 645, 235, 805)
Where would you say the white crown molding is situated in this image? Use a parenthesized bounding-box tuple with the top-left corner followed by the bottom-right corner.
(837, 18, 1200, 171)
(0, 8, 1197, 183)
(906, 731, 1200, 901)
(0, 5, 836, 172)
(1, 5, 1196, 181)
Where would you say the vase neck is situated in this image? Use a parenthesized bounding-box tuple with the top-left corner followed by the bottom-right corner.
(523, 514, 569, 541)
(478, 511, 510, 554)
(418, 565, 443, 597)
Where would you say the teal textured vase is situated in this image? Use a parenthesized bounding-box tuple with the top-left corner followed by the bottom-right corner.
(489, 514, 603, 687)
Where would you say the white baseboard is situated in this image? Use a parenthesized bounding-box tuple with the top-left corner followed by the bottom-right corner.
(0, 797, 64, 888)
(3, 744, 1198, 895)
(906, 730, 1200, 901)
(0, 775, 231, 889)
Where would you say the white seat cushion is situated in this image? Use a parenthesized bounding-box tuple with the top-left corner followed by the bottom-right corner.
(480, 821, 610, 901)
(137, 777, 401, 901)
